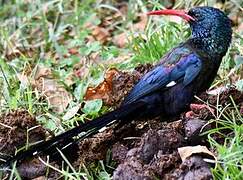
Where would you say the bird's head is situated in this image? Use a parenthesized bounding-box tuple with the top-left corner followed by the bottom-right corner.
(148, 6, 232, 57)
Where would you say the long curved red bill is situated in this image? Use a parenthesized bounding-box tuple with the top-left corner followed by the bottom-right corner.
(147, 9, 195, 22)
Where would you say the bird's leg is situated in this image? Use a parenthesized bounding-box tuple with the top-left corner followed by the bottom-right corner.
(185, 104, 215, 118)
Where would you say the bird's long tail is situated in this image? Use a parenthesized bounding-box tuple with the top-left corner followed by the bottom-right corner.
(0, 101, 146, 169)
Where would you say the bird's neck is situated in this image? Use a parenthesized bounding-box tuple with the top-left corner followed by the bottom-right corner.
(189, 36, 230, 58)
(189, 25, 232, 57)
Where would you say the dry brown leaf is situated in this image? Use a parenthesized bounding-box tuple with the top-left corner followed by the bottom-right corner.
(74, 65, 89, 78)
(65, 73, 75, 86)
(113, 14, 147, 48)
(178, 145, 216, 162)
(34, 66, 52, 80)
(92, 26, 111, 44)
(133, 14, 147, 31)
(38, 78, 72, 113)
(68, 48, 79, 55)
(112, 32, 128, 48)
(84, 68, 119, 104)
(33, 66, 72, 113)
(17, 73, 29, 87)
(4, 47, 21, 60)
(3, 42, 36, 61)
(62, 44, 81, 58)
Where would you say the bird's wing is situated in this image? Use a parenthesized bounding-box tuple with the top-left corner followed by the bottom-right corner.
(123, 51, 202, 104)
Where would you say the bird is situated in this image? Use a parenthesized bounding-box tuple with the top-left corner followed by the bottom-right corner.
(0, 6, 232, 169)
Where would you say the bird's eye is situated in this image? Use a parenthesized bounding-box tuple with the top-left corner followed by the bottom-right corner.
(188, 10, 199, 20)
(193, 13, 200, 18)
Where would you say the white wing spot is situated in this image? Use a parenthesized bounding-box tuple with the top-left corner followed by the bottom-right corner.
(166, 81, 176, 87)
(98, 126, 108, 133)
(98, 120, 116, 133)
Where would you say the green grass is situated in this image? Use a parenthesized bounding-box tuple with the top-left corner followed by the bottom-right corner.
(0, 0, 242, 179)
(131, 21, 190, 64)
(205, 98, 243, 179)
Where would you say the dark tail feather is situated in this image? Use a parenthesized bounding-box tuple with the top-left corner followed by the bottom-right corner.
(0, 101, 146, 169)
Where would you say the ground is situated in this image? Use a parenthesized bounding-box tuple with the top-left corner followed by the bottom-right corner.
(0, 70, 242, 179)
(0, 0, 242, 179)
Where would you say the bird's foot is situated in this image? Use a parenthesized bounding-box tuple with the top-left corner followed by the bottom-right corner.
(185, 111, 195, 119)
(185, 104, 215, 119)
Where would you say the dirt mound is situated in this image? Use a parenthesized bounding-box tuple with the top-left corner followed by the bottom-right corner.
(0, 110, 49, 179)
(74, 86, 242, 179)
(0, 80, 242, 179)
(111, 63, 154, 106)
(0, 110, 45, 156)
(112, 118, 214, 179)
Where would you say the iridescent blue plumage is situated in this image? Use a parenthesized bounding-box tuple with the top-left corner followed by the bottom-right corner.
(188, 7, 232, 56)
(0, 6, 233, 168)
(123, 49, 202, 105)
(123, 6, 232, 117)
